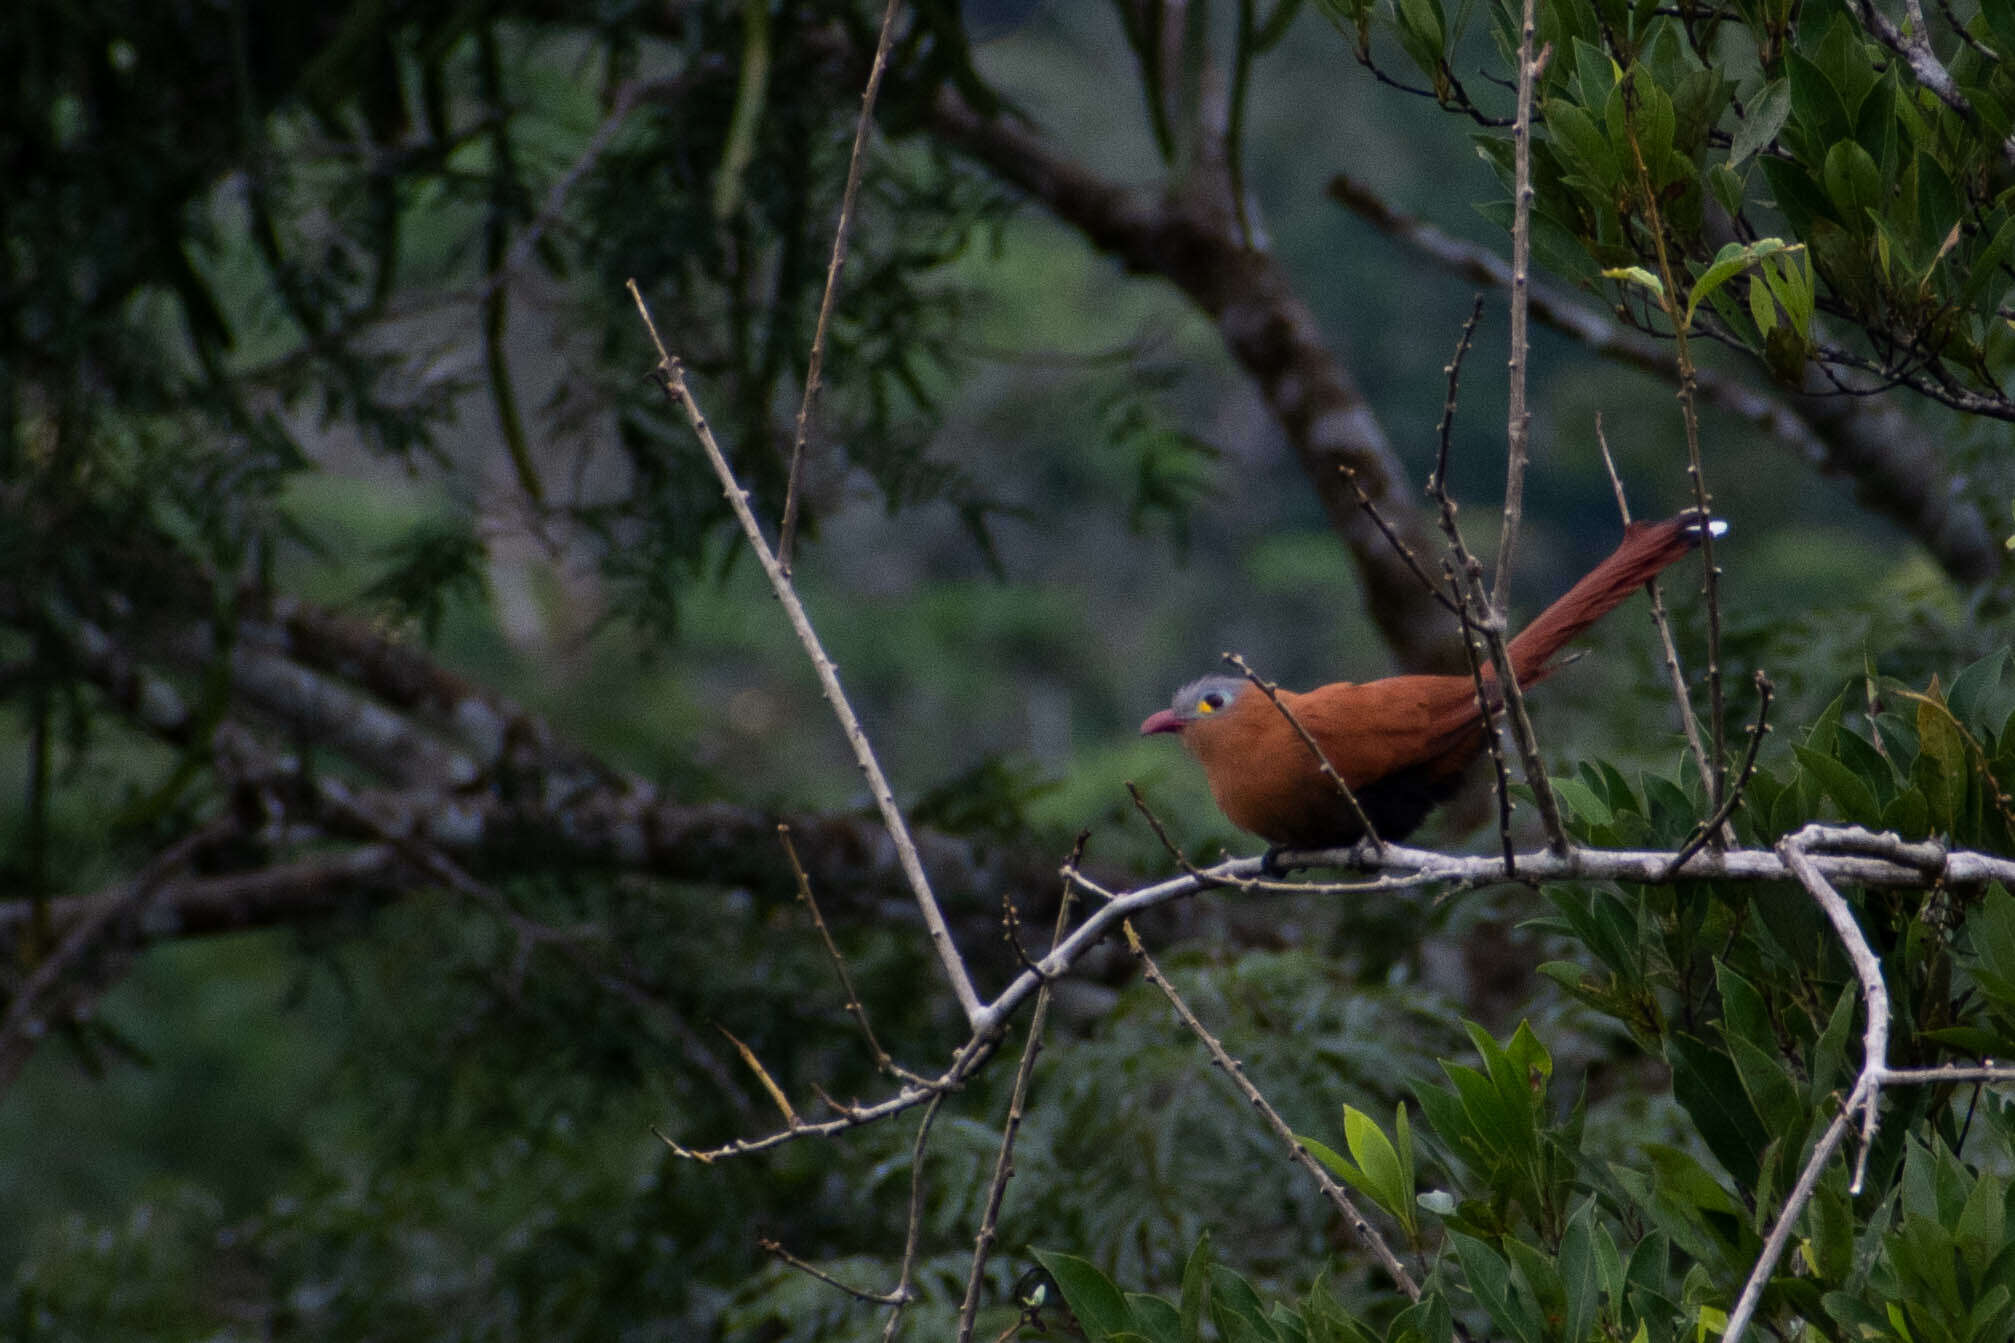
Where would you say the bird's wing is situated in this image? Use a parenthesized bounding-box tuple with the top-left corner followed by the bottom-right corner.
(1290, 675, 1487, 789)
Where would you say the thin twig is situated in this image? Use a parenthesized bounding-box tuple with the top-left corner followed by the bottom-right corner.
(1619, 78, 1728, 835)
(1594, 415, 1714, 792)
(1448, 559, 1519, 872)
(779, 823, 919, 1081)
(1340, 465, 1465, 616)
(956, 853, 1079, 1342)
(759, 1238, 907, 1306)
(653, 1032, 999, 1162)
(1126, 781, 1214, 881)
(628, 282, 984, 1027)
(1430, 473, 1571, 856)
(779, 0, 903, 573)
(1663, 672, 1773, 878)
(881, 1090, 947, 1340)
(1122, 921, 1423, 1302)
(1222, 652, 1385, 852)
(1433, 295, 1487, 502)
(1491, 19, 1546, 612)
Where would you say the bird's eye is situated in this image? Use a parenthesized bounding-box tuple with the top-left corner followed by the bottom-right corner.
(1198, 692, 1225, 714)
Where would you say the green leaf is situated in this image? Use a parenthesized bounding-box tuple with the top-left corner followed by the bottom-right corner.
(1181, 1231, 1214, 1342)
(1574, 38, 1618, 109)
(1388, 1294, 1456, 1343)
(1786, 49, 1853, 152)
(1709, 161, 1747, 218)
(1726, 1033, 1805, 1133)
(1968, 885, 2015, 1003)
(1961, 216, 2015, 314)
(1686, 238, 1797, 328)
(1823, 139, 1883, 229)
(1791, 744, 1883, 828)
(1604, 264, 1665, 296)
(1546, 100, 1616, 182)
(1209, 1264, 1284, 1343)
(1947, 647, 2010, 736)
(1127, 1294, 1185, 1343)
(1714, 961, 1773, 1052)
(1731, 78, 1792, 166)
(1451, 1233, 1546, 1343)
(1560, 1199, 1601, 1343)
(1034, 1249, 1138, 1340)
(1915, 691, 1969, 834)
(1553, 774, 1616, 828)
(1983, 0, 2015, 56)
(1343, 1106, 1416, 1235)
(1668, 1033, 1766, 1186)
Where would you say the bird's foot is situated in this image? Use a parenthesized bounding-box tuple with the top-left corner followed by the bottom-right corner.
(1259, 846, 1293, 878)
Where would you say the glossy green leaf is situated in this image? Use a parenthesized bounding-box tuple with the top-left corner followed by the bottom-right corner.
(1035, 1249, 1138, 1340)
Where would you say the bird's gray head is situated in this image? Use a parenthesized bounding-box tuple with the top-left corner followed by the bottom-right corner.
(1140, 675, 1251, 735)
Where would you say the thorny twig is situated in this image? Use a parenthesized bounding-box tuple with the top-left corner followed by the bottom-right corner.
(628, 282, 984, 1026)
(779, 823, 923, 1082)
(956, 851, 1079, 1341)
(1340, 465, 1465, 617)
(1594, 414, 1715, 795)
(1663, 671, 1773, 878)
(1618, 79, 1728, 833)
(1122, 921, 1424, 1302)
(1427, 430, 1571, 856)
(779, 0, 903, 572)
(1491, 17, 1547, 614)
(880, 1091, 946, 1340)
(1448, 558, 1519, 873)
(1222, 652, 1385, 853)
(759, 1238, 907, 1306)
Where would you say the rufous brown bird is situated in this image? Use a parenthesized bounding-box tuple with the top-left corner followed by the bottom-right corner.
(1142, 512, 1723, 850)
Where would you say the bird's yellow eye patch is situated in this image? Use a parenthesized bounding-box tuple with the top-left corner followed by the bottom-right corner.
(1195, 699, 1215, 714)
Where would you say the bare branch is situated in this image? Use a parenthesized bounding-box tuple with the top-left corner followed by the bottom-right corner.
(1326, 174, 2003, 586)
(628, 286, 984, 1027)
(779, 0, 902, 573)
(1594, 415, 1714, 792)
(1222, 651, 1384, 852)
(956, 859, 1077, 1342)
(0, 822, 236, 1096)
(759, 1238, 907, 1307)
(1491, 13, 1545, 611)
(780, 823, 917, 1082)
(925, 81, 1463, 672)
(1663, 671, 1773, 878)
(881, 1092, 946, 1339)
(1122, 921, 1423, 1301)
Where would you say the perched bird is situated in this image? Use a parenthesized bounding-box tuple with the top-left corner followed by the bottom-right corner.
(1141, 513, 1723, 849)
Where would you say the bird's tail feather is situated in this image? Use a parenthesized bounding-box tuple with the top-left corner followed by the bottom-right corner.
(1506, 511, 1719, 679)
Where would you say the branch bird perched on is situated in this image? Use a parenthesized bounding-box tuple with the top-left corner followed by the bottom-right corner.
(1142, 512, 1725, 851)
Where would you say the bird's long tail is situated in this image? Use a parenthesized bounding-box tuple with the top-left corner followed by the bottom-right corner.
(1506, 512, 1720, 680)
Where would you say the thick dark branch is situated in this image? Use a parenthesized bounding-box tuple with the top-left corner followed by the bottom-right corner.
(925, 91, 1464, 671)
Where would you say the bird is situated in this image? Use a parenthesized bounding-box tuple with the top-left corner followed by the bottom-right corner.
(1141, 512, 1723, 851)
